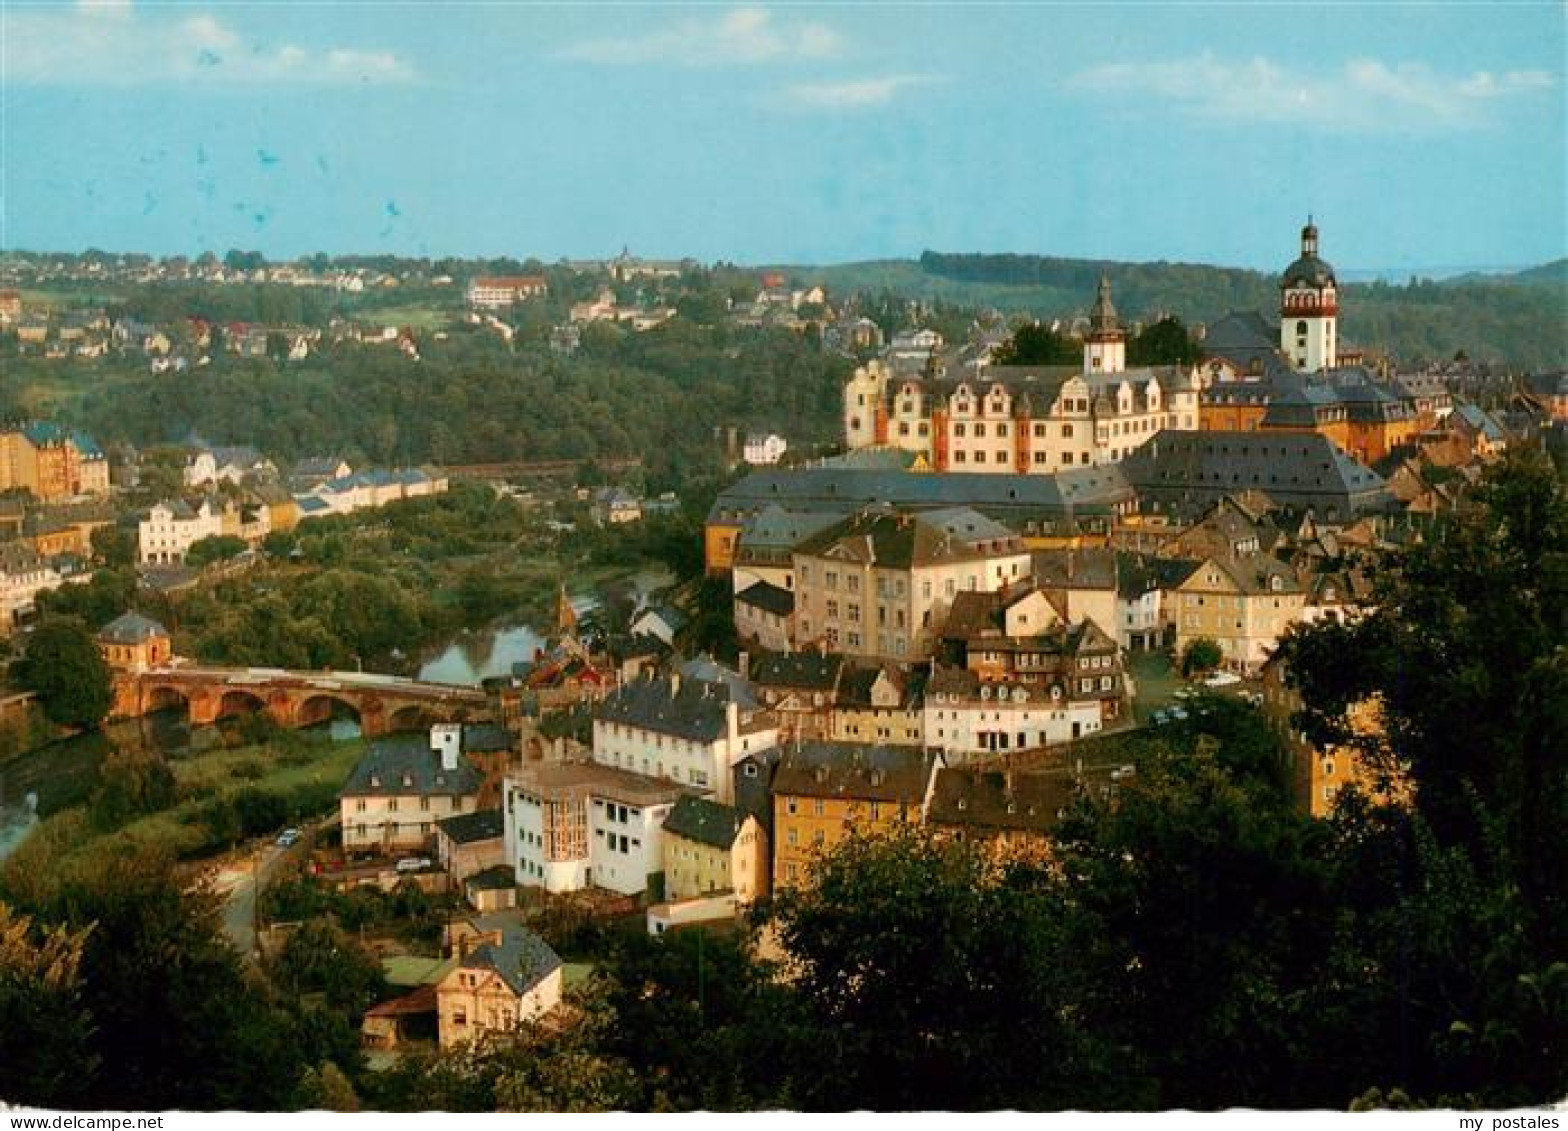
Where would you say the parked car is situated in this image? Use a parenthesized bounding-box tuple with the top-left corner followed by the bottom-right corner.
(395, 856, 433, 874)
(276, 828, 302, 848)
(1168, 706, 1190, 720)
(1203, 671, 1243, 688)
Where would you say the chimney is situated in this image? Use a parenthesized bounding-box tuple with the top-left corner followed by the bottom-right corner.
(670, 671, 681, 697)
(738, 650, 750, 678)
(430, 723, 462, 772)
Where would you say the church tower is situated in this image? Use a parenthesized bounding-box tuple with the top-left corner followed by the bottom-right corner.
(1279, 218, 1338, 372)
(1083, 275, 1126, 375)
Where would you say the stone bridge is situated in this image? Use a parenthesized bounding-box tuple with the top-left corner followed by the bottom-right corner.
(112, 666, 491, 737)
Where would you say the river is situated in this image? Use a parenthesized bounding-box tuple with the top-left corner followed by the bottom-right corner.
(0, 568, 672, 860)
(0, 711, 361, 861)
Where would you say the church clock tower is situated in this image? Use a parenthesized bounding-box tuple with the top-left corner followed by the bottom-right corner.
(1083, 275, 1126, 375)
(1279, 218, 1337, 372)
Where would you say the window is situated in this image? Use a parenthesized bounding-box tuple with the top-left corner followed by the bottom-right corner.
(786, 798, 798, 815)
(974, 423, 986, 438)
(813, 799, 825, 816)
(787, 828, 799, 846)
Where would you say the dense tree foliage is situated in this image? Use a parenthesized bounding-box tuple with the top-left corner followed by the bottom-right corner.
(0, 904, 97, 1108)
(1279, 448, 1568, 953)
(991, 322, 1078, 366)
(914, 251, 1566, 369)
(13, 616, 114, 729)
(1127, 315, 1202, 367)
(1179, 636, 1223, 676)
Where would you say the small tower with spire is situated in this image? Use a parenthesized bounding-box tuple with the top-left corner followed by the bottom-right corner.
(553, 581, 578, 639)
(1083, 275, 1126, 375)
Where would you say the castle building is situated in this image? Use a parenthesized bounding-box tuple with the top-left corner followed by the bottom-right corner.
(842, 277, 1199, 474)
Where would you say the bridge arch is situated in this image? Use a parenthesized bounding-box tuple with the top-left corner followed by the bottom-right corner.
(295, 693, 363, 729)
(145, 684, 191, 717)
(217, 689, 267, 719)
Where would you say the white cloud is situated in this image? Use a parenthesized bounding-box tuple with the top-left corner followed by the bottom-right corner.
(4, 3, 416, 86)
(783, 74, 938, 110)
(563, 7, 842, 67)
(1065, 53, 1556, 132)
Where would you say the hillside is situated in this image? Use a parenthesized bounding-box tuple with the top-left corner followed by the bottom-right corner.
(792, 251, 1567, 371)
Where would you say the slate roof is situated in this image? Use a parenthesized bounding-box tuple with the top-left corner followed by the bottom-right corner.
(662, 795, 745, 850)
(1454, 403, 1507, 442)
(98, 610, 169, 644)
(460, 925, 562, 998)
(1033, 547, 1118, 590)
(794, 505, 1023, 570)
(339, 734, 483, 799)
(750, 651, 844, 692)
(735, 580, 795, 617)
(1201, 311, 1279, 367)
(835, 662, 926, 709)
(735, 505, 846, 555)
(461, 723, 512, 753)
(435, 807, 505, 845)
(771, 742, 936, 803)
(1116, 552, 1203, 598)
(1120, 430, 1389, 515)
(926, 767, 1076, 834)
(1281, 251, 1336, 288)
(596, 671, 763, 743)
(709, 466, 1134, 528)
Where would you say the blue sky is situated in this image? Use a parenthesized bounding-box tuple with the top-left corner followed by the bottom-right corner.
(4, 1, 1564, 270)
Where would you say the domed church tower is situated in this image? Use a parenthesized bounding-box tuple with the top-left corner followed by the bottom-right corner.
(1279, 217, 1337, 372)
(1083, 275, 1126, 375)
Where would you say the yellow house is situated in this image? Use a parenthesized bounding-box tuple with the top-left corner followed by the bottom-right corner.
(97, 610, 174, 672)
(829, 663, 926, 746)
(436, 922, 562, 1048)
(660, 795, 770, 905)
(771, 743, 939, 890)
(1170, 554, 1304, 675)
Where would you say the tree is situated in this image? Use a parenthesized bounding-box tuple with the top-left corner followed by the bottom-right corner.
(767, 826, 1133, 1110)
(1278, 448, 1568, 952)
(991, 322, 1078, 366)
(91, 746, 178, 827)
(1053, 745, 1338, 1108)
(90, 524, 137, 569)
(1179, 637, 1223, 677)
(185, 534, 248, 568)
(0, 903, 98, 1108)
(267, 919, 386, 1018)
(1128, 315, 1201, 367)
(14, 616, 114, 729)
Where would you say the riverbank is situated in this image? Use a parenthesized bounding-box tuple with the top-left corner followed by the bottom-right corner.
(1, 727, 367, 900)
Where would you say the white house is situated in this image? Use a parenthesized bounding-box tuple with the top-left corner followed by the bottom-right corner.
(922, 666, 1103, 763)
(138, 499, 223, 565)
(743, 432, 788, 466)
(504, 761, 683, 896)
(591, 661, 779, 803)
(340, 729, 484, 856)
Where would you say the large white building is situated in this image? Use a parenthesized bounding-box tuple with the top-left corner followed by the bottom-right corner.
(843, 280, 1198, 473)
(591, 659, 779, 803)
(339, 730, 484, 856)
(138, 499, 223, 565)
(503, 760, 684, 896)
